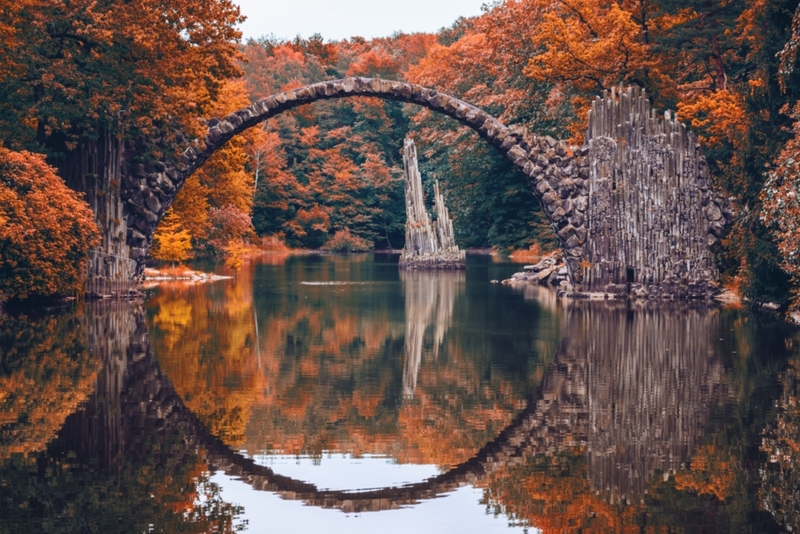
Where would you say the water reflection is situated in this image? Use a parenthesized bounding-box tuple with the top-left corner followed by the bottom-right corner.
(761, 353, 800, 531)
(2, 255, 800, 533)
(401, 270, 464, 397)
(0, 308, 98, 461)
(146, 256, 548, 468)
(0, 302, 244, 533)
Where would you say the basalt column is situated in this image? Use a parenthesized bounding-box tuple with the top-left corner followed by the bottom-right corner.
(399, 138, 466, 270)
(582, 86, 733, 298)
(59, 130, 135, 297)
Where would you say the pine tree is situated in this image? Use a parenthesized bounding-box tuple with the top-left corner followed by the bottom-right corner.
(151, 208, 192, 267)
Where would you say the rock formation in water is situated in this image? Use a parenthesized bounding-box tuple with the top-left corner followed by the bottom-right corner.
(399, 138, 466, 270)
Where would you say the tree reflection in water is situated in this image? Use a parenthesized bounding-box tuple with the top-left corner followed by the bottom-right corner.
(0, 302, 244, 534)
(2, 255, 800, 532)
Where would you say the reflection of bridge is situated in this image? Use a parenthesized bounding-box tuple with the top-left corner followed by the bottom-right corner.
(80, 300, 727, 513)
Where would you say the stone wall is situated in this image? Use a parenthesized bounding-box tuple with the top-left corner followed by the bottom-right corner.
(58, 130, 136, 297)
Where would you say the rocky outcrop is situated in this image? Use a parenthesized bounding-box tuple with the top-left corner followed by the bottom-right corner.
(503, 252, 570, 290)
(582, 86, 732, 299)
(399, 138, 465, 270)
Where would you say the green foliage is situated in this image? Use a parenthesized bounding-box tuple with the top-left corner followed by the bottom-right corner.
(244, 37, 410, 250)
(417, 134, 555, 250)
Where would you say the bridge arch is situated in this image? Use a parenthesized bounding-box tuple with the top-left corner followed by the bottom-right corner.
(120, 77, 589, 284)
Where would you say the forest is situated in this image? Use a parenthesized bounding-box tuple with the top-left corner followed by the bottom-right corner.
(2, 0, 800, 308)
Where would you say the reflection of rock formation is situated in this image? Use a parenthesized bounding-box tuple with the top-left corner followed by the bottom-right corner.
(64, 301, 145, 466)
(562, 301, 730, 503)
(8, 299, 730, 517)
(761, 357, 800, 532)
(400, 270, 464, 396)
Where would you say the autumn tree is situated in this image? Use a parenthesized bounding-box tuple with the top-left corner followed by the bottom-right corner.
(151, 208, 192, 267)
(167, 78, 259, 256)
(243, 37, 411, 249)
(207, 205, 255, 255)
(404, 15, 561, 250)
(0, 147, 99, 301)
(0, 0, 244, 154)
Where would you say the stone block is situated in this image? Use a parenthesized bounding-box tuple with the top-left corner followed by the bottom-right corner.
(224, 112, 242, 128)
(542, 191, 558, 205)
(145, 195, 162, 214)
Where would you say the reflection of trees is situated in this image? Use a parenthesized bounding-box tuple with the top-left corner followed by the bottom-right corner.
(0, 308, 98, 461)
(761, 355, 800, 532)
(148, 255, 553, 467)
(477, 302, 797, 533)
(400, 270, 464, 397)
(0, 302, 244, 533)
(149, 267, 264, 446)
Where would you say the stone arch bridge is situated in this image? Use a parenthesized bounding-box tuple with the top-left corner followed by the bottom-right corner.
(91, 78, 732, 298)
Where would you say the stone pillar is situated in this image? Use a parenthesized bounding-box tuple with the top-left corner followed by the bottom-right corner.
(399, 138, 466, 270)
(582, 86, 733, 298)
(58, 130, 136, 297)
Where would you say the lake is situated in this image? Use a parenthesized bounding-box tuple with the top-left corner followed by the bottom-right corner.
(1, 253, 798, 533)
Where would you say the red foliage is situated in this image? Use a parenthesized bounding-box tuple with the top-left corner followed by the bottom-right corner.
(207, 205, 255, 255)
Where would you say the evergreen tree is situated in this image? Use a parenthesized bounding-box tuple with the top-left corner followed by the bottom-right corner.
(151, 208, 192, 267)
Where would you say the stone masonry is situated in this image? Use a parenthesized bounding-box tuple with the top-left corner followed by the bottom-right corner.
(117, 77, 730, 297)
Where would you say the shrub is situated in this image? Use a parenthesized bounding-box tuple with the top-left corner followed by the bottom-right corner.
(321, 229, 373, 252)
(207, 205, 255, 255)
(0, 148, 99, 301)
(260, 234, 289, 252)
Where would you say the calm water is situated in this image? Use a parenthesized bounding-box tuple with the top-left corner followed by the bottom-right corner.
(1, 253, 799, 533)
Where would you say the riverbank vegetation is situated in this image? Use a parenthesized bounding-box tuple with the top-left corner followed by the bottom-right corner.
(0, 148, 99, 302)
(2, 0, 800, 308)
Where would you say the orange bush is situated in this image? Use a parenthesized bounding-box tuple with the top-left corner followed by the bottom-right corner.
(0, 147, 99, 301)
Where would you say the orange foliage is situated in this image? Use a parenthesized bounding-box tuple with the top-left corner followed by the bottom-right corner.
(0, 0, 243, 148)
(673, 444, 736, 501)
(167, 79, 258, 256)
(677, 90, 748, 154)
(151, 208, 193, 266)
(150, 269, 263, 445)
(479, 451, 646, 533)
(0, 147, 99, 300)
(0, 311, 99, 461)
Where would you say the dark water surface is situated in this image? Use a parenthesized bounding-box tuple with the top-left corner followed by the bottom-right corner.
(2, 253, 800, 533)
